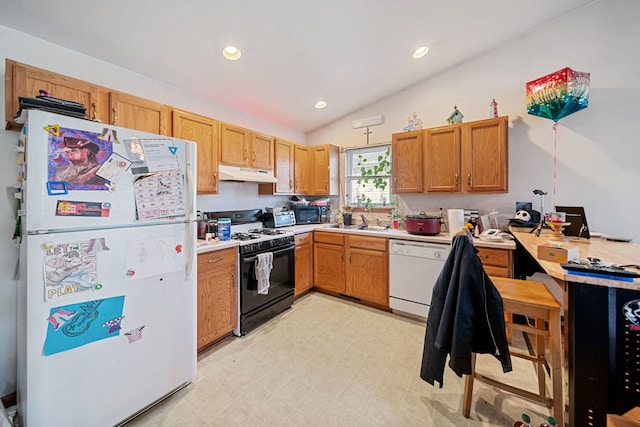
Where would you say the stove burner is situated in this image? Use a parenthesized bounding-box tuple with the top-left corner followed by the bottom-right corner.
(232, 232, 261, 241)
(249, 228, 286, 235)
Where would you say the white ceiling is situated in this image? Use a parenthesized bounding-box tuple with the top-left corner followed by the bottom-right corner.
(0, 0, 594, 133)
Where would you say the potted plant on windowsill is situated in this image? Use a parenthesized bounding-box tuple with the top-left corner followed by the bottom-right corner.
(353, 146, 392, 213)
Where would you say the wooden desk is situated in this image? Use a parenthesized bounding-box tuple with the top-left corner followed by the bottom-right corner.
(512, 229, 640, 427)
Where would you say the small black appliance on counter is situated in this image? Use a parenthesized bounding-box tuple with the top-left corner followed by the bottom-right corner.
(293, 205, 322, 224)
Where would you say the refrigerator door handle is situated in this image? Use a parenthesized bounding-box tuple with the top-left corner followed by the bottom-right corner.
(185, 221, 195, 278)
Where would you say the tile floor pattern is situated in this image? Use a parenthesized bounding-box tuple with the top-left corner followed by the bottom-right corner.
(125, 293, 555, 427)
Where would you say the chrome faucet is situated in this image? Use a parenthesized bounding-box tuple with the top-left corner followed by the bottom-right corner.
(360, 214, 368, 227)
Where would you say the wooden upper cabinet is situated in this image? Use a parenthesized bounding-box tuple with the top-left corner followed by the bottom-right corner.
(219, 123, 249, 166)
(461, 116, 508, 193)
(424, 125, 461, 192)
(172, 109, 219, 194)
(259, 138, 294, 195)
(391, 130, 424, 193)
(311, 144, 340, 195)
(5, 59, 108, 130)
(294, 144, 311, 195)
(219, 123, 274, 169)
(393, 116, 509, 194)
(251, 132, 274, 170)
(109, 92, 168, 135)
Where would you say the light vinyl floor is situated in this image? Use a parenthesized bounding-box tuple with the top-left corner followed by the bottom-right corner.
(125, 292, 554, 426)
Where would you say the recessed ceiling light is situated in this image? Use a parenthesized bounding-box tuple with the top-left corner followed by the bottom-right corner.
(223, 46, 242, 61)
(412, 46, 429, 59)
(315, 101, 327, 109)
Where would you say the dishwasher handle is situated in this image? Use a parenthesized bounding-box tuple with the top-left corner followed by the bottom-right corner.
(389, 239, 450, 259)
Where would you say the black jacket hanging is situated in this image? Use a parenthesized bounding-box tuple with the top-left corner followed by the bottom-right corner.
(420, 234, 512, 387)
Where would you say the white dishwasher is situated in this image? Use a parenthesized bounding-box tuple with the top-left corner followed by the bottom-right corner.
(389, 239, 450, 318)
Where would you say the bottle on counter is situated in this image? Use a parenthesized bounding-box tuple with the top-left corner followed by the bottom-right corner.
(217, 218, 231, 241)
(513, 414, 531, 427)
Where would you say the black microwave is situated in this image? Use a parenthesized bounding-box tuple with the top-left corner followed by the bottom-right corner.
(293, 205, 323, 224)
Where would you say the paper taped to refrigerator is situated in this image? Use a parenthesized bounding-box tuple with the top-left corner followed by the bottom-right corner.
(43, 295, 125, 356)
(46, 125, 113, 191)
(124, 138, 180, 174)
(43, 238, 110, 301)
(125, 237, 185, 280)
(134, 170, 186, 220)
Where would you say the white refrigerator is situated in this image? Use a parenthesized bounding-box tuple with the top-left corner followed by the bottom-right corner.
(16, 110, 197, 426)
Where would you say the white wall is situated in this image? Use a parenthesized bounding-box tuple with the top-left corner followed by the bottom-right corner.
(0, 25, 305, 397)
(308, 0, 640, 240)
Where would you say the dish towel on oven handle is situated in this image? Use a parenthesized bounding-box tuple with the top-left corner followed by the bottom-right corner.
(255, 252, 273, 295)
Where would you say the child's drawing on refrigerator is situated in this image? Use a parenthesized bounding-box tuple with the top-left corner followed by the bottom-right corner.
(43, 295, 126, 356)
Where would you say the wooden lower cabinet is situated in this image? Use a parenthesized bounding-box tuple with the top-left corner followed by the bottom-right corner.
(345, 235, 388, 306)
(476, 246, 513, 278)
(197, 248, 238, 351)
(313, 232, 345, 293)
(294, 232, 314, 296)
(313, 232, 389, 307)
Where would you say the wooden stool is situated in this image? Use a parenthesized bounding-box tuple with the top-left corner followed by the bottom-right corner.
(462, 277, 563, 426)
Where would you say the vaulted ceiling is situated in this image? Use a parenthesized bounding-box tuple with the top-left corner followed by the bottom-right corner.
(0, 0, 594, 133)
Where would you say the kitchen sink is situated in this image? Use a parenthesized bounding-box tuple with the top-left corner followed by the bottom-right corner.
(322, 223, 388, 231)
(364, 225, 389, 231)
(322, 223, 364, 229)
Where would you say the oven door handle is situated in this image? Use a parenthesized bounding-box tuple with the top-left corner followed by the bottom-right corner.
(242, 245, 295, 263)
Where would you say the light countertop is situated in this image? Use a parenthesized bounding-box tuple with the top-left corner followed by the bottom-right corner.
(196, 224, 515, 254)
(511, 228, 640, 290)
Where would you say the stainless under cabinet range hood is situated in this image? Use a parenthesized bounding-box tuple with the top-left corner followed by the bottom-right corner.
(218, 164, 277, 184)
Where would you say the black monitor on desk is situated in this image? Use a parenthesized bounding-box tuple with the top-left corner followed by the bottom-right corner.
(555, 205, 591, 240)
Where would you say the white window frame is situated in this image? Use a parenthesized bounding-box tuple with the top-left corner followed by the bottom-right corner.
(344, 144, 392, 209)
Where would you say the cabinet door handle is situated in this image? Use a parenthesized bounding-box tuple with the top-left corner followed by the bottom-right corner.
(289, 179, 292, 189)
(112, 107, 118, 125)
(232, 272, 236, 286)
(478, 255, 489, 259)
(468, 173, 472, 186)
(91, 102, 97, 120)
(244, 148, 248, 160)
(341, 251, 344, 262)
(207, 257, 223, 263)
(349, 253, 352, 264)
(394, 177, 397, 190)
(213, 173, 217, 185)
(253, 152, 256, 162)
(455, 173, 459, 186)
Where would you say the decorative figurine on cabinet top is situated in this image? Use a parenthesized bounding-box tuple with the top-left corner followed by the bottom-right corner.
(403, 112, 424, 131)
(447, 105, 464, 125)
(490, 98, 499, 118)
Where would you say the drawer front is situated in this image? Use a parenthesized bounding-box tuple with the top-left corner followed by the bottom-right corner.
(198, 247, 237, 273)
(347, 235, 387, 251)
(314, 231, 344, 246)
(484, 265, 512, 278)
(295, 232, 313, 246)
(476, 247, 511, 267)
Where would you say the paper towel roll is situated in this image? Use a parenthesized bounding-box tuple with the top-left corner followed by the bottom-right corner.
(447, 209, 465, 233)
